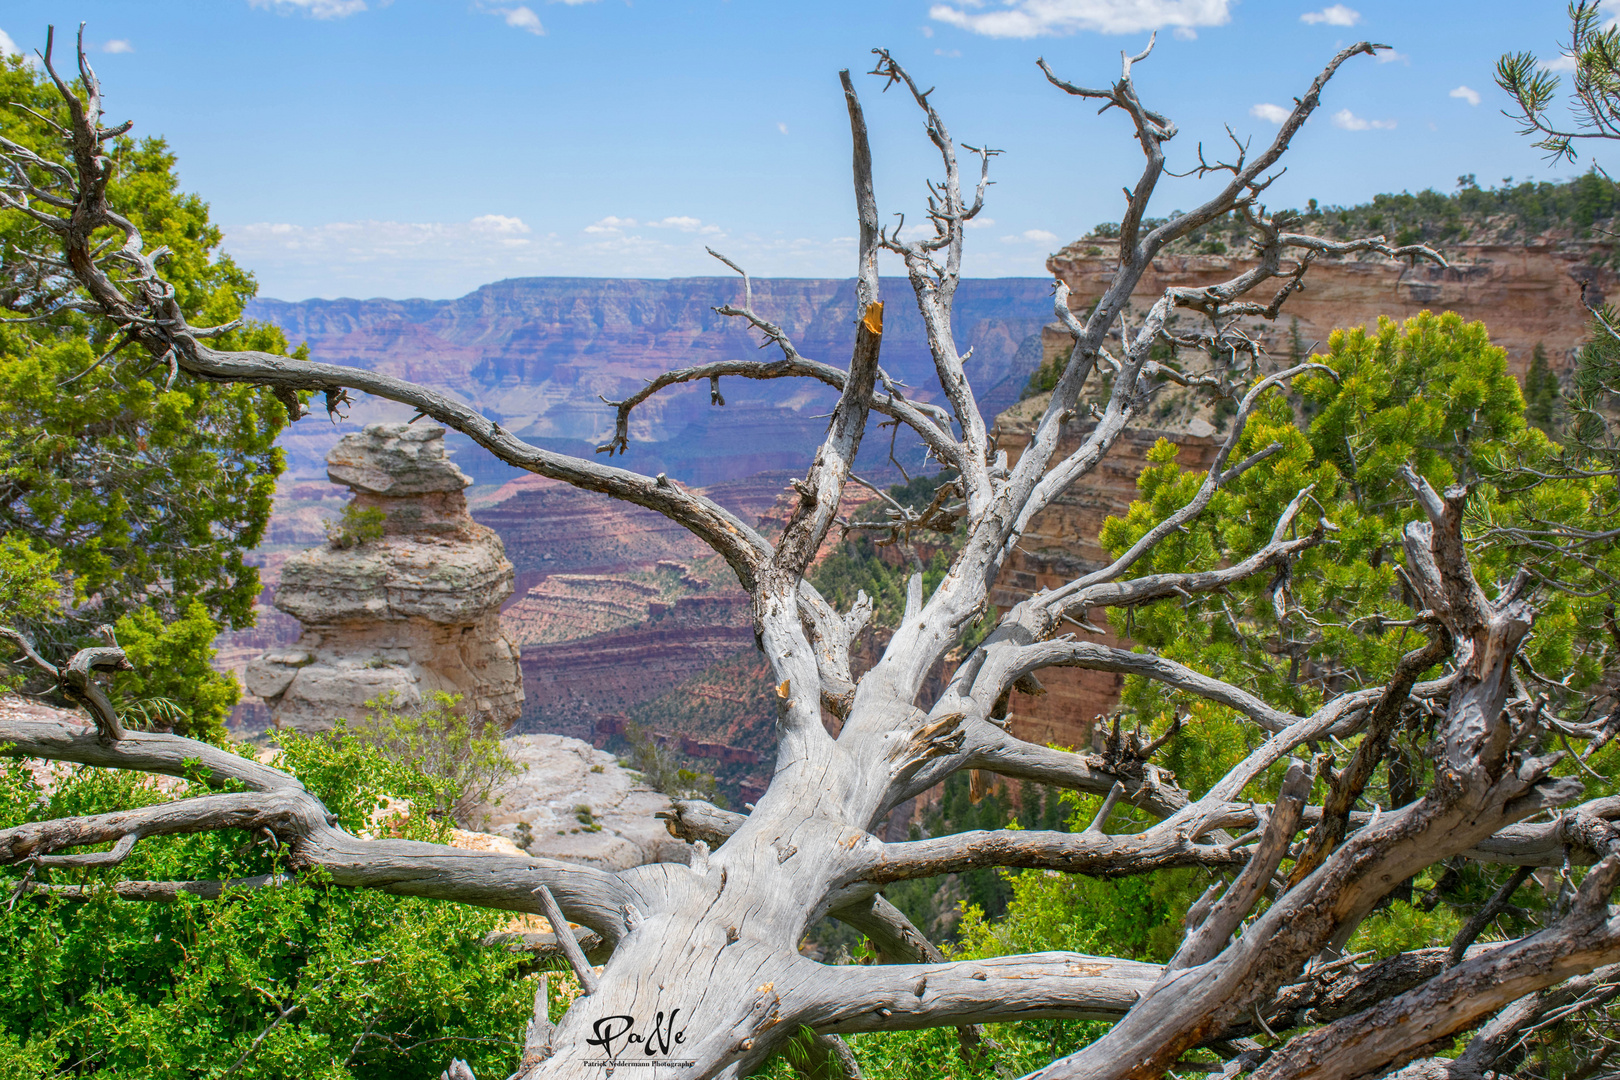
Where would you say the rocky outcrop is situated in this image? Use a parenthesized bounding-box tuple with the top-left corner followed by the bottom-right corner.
(1048, 239, 1616, 378)
(244, 424, 523, 732)
(991, 235, 1618, 750)
(475, 734, 689, 870)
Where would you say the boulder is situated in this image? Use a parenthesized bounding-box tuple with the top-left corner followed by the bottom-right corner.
(475, 734, 690, 871)
(245, 423, 523, 732)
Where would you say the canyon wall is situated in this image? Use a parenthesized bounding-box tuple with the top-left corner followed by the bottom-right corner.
(1049, 239, 1617, 376)
(225, 241, 1612, 776)
(983, 234, 1619, 751)
(247, 276, 1053, 487)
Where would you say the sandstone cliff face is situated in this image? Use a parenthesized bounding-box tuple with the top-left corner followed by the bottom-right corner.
(1048, 240, 1616, 376)
(987, 398, 1226, 752)
(990, 237, 1614, 751)
(244, 424, 523, 732)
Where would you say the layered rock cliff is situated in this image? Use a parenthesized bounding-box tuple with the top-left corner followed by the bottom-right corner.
(248, 277, 1054, 486)
(1048, 238, 1615, 378)
(244, 424, 523, 732)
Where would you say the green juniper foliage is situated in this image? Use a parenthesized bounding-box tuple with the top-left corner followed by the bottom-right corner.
(1523, 341, 1561, 431)
(0, 53, 305, 737)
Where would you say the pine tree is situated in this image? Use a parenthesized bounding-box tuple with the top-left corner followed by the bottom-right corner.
(1523, 341, 1561, 430)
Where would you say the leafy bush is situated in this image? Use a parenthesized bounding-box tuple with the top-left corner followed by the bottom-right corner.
(110, 600, 241, 741)
(326, 691, 522, 829)
(618, 717, 725, 806)
(0, 733, 536, 1079)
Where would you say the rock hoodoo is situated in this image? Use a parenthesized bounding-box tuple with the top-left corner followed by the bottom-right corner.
(244, 423, 523, 732)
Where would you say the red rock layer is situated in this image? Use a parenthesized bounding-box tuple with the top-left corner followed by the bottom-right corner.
(1048, 240, 1616, 377)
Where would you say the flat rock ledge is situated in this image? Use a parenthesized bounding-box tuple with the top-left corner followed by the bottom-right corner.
(475, 734, 690, 871)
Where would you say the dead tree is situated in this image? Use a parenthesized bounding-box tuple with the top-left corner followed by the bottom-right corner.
(4, 25, 1618, 1080)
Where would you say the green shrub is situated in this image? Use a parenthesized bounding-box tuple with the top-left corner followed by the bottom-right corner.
(324, 504, 387, 550)
(0, 735, 534, 1078)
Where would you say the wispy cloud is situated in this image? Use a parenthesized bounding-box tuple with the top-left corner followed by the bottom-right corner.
(1250, 102, 1290, 124)
(1332, 108, 1395, 131)
(928, 0, 1231, 39)
(247, 0, 368, 19)
(1449, 85, 1481, 106)
(1542, 54, 1579, 73)
(584, 215, 720, 236)
(1375, 50, 1408, 64)
(1300, 4, 1358, 26)
(648, 216, 722, 234)
(225, 213, 1061, 298)
(584, 215, 638, 234)
(0, 25, 38, 67)
(935, 48, 963, 57)
(1002, 229, 1059, 244)
(100, 39, 135, 54)
(777, 121, 789, 134)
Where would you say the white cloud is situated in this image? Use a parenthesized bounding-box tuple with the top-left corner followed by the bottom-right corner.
(921, 25, 934, 37)
(248, 0, 368, 18)
(584, 215, 637, 234)
(1172, 25, 1197, 39)
(1300, 4, 1358, 26)
(1332, 108, 1395, 131)
(470, 214, 531, 237)
(1449, 85, 1481, 107)
(928, 0, 1231, 39)
(1002, 229, 1060, 244)
(0, 26, 39, 67)
(492, 5, 545, 34)
(225, 215, 1059, 298)
(964, 216, 996, 229)
(777, 121, 789, 134)
(553, 0, 603, 5)
(935, 47, 963, 56)
(583, 215, 719, 236)
(1542, 54, 1579, 73)
(648, 216, 721, 234)
(1375, 50, 1408, 64)
(1250, 102, 1290, 124)
(102, 39, 135, 54)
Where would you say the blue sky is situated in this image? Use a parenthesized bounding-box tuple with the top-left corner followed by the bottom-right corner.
(0, 2, 1605, 300)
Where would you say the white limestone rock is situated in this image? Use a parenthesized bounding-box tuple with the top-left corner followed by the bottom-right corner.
(476, 734, 690, 871)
